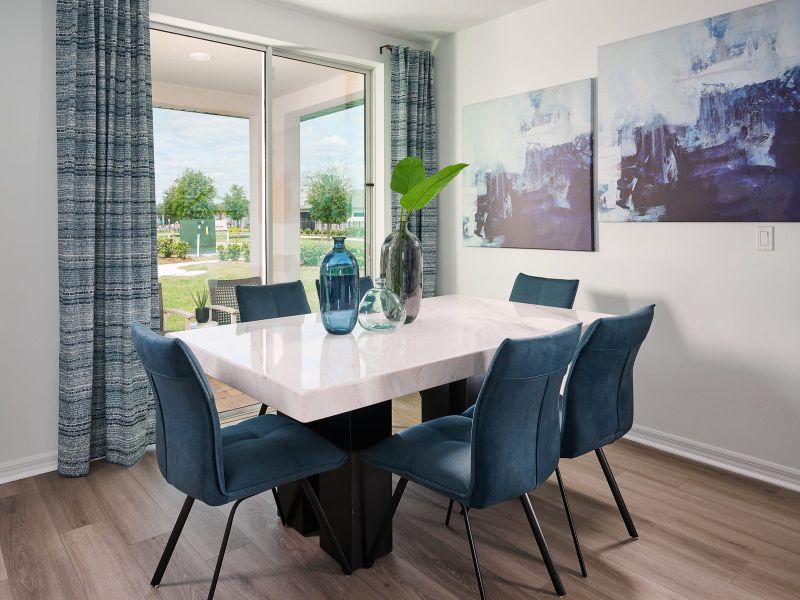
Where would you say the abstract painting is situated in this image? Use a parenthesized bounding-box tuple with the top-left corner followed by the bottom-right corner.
(598, 0, 800, 222)
(462, 79, 593, 251)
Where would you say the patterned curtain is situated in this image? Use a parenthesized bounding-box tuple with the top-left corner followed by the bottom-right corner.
(390, 47, 438, 297)
(56, 0, 159, 476)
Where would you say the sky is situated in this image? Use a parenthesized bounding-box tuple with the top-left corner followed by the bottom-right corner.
(153, 108, 251, 204)
(300, 105, 365, 208)
(153, 104, 365, 209)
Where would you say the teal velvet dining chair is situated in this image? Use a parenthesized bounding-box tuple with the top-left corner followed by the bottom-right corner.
(465, 273, 580, 404)
(554, 304, 655, 576)
(509, 273, 580, 308)
(235, 280, 312, 324)
(235, 280, 312, 417)
(363, 325, 582, 598)
(131, 323, 351, 600)
(315, 275, 374, 306)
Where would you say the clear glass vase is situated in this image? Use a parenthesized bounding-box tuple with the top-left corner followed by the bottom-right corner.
(319, 236, 359, 335)
(357, 278, 406, 332)
(380, 221, 423, 323)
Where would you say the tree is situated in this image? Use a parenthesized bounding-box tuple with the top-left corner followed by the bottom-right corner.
(162, 168, 217, 222)
(222, 184, 249, 239)
(304, 167, 352, 235)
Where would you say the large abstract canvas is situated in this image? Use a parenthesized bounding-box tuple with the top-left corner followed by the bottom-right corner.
(598, 0, 800, 222)
(462, 79, 593, 251)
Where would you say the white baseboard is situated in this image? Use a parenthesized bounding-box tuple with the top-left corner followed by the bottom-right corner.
(0, 451, 58, 485)
(2, 429, 799, 494)
(626, 424, 800, 493)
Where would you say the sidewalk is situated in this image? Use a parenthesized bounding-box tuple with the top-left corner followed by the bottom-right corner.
(158, 259, 217, 277)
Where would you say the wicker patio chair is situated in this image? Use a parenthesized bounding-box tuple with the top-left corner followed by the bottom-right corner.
(208, 276, 262, 325)
(158, 282, 194, 332)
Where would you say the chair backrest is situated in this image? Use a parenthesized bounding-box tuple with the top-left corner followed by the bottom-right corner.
(469, 324, 582, 508)
(560, 305, 655, 459)
(131, 322, 228, 505)
(235, 280, 311, 323)
(208, 276, 261, 325)
(509, 273, 579, 309)
(315, 276, 374, 306)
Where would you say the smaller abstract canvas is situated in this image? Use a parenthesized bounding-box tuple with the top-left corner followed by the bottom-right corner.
(462, 79, 593, 251)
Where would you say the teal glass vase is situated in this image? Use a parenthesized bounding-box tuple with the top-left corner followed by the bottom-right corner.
(357, 278, 406, 332)
(319, 236, 359, 335)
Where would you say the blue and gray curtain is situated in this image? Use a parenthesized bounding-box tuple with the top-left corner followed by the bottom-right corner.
(390, 46, 438, 297)
(56, 0, 159, 476)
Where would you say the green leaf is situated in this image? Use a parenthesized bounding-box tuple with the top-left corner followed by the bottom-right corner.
(399, 163, 468, 212)
(390, 157, 426, 195)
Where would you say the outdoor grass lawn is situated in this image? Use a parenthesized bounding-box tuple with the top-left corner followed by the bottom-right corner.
(160, 260, 320, 332)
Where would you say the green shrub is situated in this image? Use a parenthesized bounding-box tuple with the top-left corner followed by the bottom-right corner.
(300, 238, 365, 268)
(157, 237, 175, 258)
(349, 243, 365, 267)
(173, 240, 190, 259)
(346, 225, 365, 238)
(242, 242, 250, 262)
(217, 244, 228, 261)
(226, 243, 242, 261)
(300, 239, 328, 266)
(304, 228, 312, 235)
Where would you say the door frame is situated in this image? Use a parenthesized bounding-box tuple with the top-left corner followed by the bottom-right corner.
(149, 21, 375, 284)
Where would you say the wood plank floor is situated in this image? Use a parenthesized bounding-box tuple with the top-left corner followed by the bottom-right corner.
(0, 399, 798, 599)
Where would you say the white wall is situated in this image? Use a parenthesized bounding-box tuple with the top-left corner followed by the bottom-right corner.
(434, 0, 800, 478)
(0, 0, 60, 481)
(0, 0, 415, 479)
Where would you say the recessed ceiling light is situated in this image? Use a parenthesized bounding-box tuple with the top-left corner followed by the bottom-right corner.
(189, 52, 211, 62)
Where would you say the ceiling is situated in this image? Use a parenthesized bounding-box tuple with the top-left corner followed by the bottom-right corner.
(254, 0, 550, 44)
(151, 30, 263, 96)
(151, 30, 349, 98)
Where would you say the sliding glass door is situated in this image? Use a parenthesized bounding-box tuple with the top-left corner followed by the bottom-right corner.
(269, 53, 370, 310)
(150, 26, 372, 417)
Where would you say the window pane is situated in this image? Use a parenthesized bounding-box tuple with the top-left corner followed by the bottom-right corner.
(151, 30, 265, 334)
(270, 56, 366, 310)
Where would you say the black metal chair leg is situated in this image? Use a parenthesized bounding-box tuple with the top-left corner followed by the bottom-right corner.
(207, 497, 247, 600)
(462, 504, 487, 600)
(445, 499, 454, 527)
(555, 467, 587, 577)
(595, 447, 638, 539)
(272, 488, 287, 526)
(151, 496, 195, 587)
(258, 403, 268, 416)
(520, 493, 566, 597)
(300, 479, 352, 575)
(366, 477, 408, 568)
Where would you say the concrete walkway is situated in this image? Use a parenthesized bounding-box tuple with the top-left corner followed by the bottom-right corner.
(158, 259, 217, 277)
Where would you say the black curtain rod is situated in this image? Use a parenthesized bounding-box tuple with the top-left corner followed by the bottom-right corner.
(379, 44, 394, 54)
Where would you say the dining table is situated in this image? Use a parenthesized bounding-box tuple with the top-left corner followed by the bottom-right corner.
(168, 294, 612, 570)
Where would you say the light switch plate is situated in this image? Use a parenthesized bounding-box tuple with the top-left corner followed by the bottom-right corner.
(756, 225, 774, 251)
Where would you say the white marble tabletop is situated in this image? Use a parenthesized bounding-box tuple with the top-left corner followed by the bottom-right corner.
(168, 295, 612, 423)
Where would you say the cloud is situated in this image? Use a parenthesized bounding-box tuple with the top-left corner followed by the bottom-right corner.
(154, 108, 251, 201)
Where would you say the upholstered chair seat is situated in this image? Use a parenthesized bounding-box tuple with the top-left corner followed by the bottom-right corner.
(365, 415, 473, 502)
(219, 415, 346, 503)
